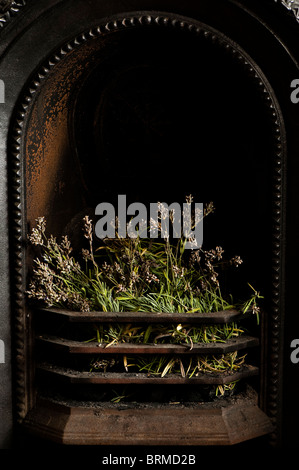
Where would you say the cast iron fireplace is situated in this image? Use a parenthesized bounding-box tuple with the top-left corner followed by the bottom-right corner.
(1, 0, 299, 449)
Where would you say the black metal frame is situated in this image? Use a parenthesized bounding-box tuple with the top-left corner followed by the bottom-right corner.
(0, 0, 298, 448)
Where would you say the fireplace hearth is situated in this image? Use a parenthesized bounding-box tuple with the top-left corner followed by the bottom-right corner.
(1, 0, 299, 449)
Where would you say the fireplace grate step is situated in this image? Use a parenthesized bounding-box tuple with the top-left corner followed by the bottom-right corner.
(36, 363, 259, 385)
(36, 334, 259, 355)
(35, 306, 255, 324)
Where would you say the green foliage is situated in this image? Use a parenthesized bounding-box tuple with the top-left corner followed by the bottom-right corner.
(26, 203, 261, 316)
(26, 202, 262, 399)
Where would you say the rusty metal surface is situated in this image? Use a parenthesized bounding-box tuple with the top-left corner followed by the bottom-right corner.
(22, 392, 274, 445)
(37, 363, 259, 385)
(25, 40, 103, 236)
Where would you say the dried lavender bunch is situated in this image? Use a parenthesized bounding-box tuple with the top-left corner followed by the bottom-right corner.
(26, 200, 262, 317)
(94, 198, 240, 312)
(26, 216, 118, 312)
